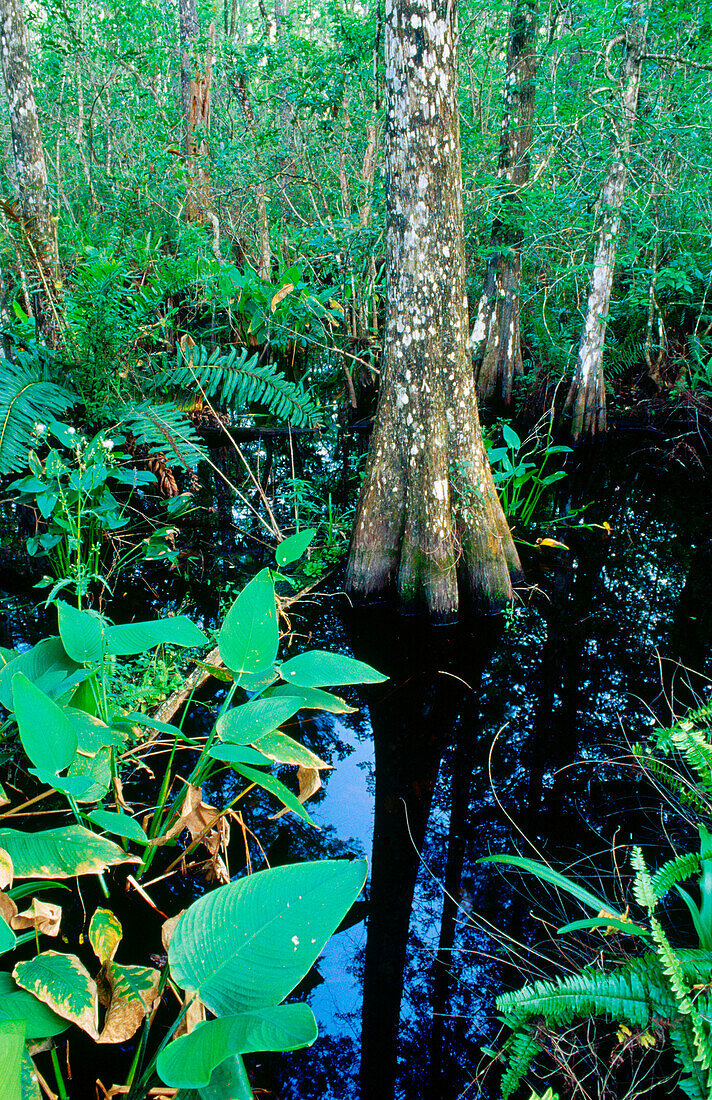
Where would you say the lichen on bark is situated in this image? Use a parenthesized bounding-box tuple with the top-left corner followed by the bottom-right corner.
(346, 0, 521, 621)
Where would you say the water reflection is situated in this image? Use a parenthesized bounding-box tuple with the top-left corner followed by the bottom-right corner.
(268, 444, 712, 1100)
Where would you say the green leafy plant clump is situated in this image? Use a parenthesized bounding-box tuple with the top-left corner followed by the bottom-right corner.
(0, 541, 386, 1097)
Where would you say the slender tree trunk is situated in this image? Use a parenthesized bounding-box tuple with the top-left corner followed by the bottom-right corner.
(0, 0, 60, 347)
(563, 2, 649, 441)
(345, 0, 520, 620)
(471, 0, 538, 406)
(179, 0, 214, 222)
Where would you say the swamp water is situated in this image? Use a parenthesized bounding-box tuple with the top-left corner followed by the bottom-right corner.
(1, 437, 711, 1099)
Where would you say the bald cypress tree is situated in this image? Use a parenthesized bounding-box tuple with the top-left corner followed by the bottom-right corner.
(345, 0, 520, 621)
(0, 0, 60, 346)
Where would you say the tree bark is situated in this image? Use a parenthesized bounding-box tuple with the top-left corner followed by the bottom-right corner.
(0, 0, 60, 347)
(471, 0, 538, 407)
(179, 0, 214, 223)
(345, 0, 521, 621)
(563, 2, 649, 441)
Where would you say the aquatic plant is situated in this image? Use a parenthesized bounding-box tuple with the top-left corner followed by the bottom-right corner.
(482, 704, 712, 1099)
(0, 548, 385, 1096)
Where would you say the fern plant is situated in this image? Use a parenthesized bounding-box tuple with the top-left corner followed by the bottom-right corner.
(0, 349, 77, 475)
(482, 711, 712, 1100)
(155, 340, 320, 428)
(116, 400, 209, 469)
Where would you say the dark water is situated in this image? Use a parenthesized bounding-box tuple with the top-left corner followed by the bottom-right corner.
(2, 436, 711, 1098)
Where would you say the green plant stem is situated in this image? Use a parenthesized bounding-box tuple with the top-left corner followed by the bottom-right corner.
(50, 1046, 69, 1100)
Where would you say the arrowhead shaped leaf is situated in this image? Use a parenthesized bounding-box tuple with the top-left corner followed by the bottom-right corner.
(57, 602, 105, 665)
(104, 617, 207, 657)
(278, 651, 387, 688)
(0, 826, 138, 879)
(218, 570, 278, 685)
(0, 638, 84, 712)
(88, 811, 148, 845)
(275, 529, 316, 566)
(169, 859, 367, 1016)
(157, 1004, 318, 1088)
(13, 952, 99, 1038)
(265, 684, 357, 714)
(216, 697, 302, 745)
(12, 674, 77, 774)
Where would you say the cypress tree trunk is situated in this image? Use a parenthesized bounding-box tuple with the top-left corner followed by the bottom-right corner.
(563, 1, 648, 441)
(345, 0, 520, 621)
(471, 0, 538, 407)
(0, 0, 60, 347)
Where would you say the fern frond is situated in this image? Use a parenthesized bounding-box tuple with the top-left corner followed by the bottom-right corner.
(670, 1022, 712, 1100)
(500, 1030, 542, 1100)
(156, 342, 319, 428)
(497, 953, 677, 1030)
(118, 401, 209, 469)
(631, 847, 657, 913)
(0, 351, 76, 475)
(651, 853, 701, 901)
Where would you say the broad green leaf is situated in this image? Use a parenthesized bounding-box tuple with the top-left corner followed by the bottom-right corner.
(278, 651, 387, 689)
(0, 919, 15, 957)
(13, 952, 99, 1038)
(66, 710, 126, 752)
(169, 859, 367, 1016)
(97, 961, 160, 1044)
(88, 811, 148, 844)
(208, 745, 272, 768)
(478, 855, 612, 914)
(252, 731, 327, 769)
(89, 908, 123, 964)
(65, 744, 113, 803)
(56, 602, 105, 665)
(12, 673, 77, 774)
(104, 617, 207, 657)
(265, 683, 357, 714)
(29, 770, 100, 803)
(502, 422, 521, 450)
(0, 973, 69, 1038)
(218, 570, 278, 685)
(0, 638, 84, 712)
(275, 529, 317, 566)
(0, 1019, 24, 1100)
(231, 763, 316, 825)
(157, 1004, 318, 1088)
(216, 697, 303, 745)
(0, 827, 137, 879)
(174, 1055, 254, 1100)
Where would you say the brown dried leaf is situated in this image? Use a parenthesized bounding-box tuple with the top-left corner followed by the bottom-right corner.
(174, 991, 205, 1038)
(97, 961, 161, 1044)
(270, 282, 294, 312)
(0, 892, 17, 925)
(160, 911, 185, 952)
(163, 785, 227, 860)
(271, 766, 322, 820)
(11, 898, 61, 937)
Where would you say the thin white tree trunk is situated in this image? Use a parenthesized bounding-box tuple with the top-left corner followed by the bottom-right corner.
(564, 1, 649, 441)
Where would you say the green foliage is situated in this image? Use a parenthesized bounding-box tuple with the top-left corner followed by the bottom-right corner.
(482, 419, 571, 525)
(485, 705, 712, 1098)
(156, 341, 319, 428)
(0, 353, 76, 476)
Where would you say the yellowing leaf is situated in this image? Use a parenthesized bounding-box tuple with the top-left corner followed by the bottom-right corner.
(270, 283, 294, 312)
(535, 538, 570, 550)
(97, 961, 161, 1044)
(0, 851, 13, 891)
(271, 766, 322, 820)
(13, 952, 99, 1039)
(89, 909, 123, 964)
